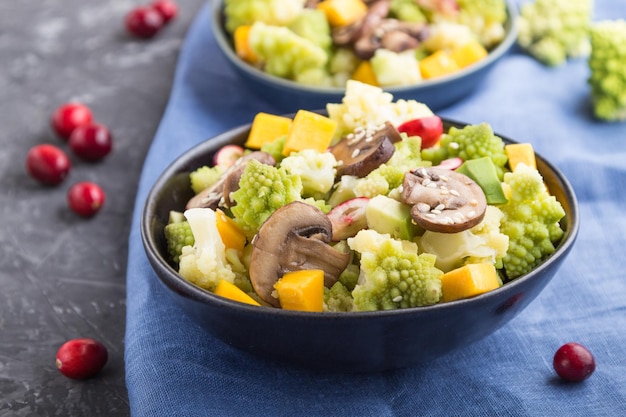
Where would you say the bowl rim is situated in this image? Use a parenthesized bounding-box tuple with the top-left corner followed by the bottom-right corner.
(210, 0, 520, 95)
(141, 117, 580, 319)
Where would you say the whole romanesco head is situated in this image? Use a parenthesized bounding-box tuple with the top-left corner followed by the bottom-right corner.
(421, 123, 508, 179)
(248, 21, 329, 83)
(230, 159, 303, 239)
(223, 0, 306, 33)
(178, 208, 236, 291)
(499, 164, 566, 279)
(517, 0, 593, 66)
(588, 19, 626, 122)
(348, 229, 443, 311)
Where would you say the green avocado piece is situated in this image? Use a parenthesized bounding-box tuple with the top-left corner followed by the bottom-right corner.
(456, 157, 508, 205)
(365, 195, 417, 240)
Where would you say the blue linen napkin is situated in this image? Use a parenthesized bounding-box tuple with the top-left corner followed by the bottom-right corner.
(125, 1, 626, 415)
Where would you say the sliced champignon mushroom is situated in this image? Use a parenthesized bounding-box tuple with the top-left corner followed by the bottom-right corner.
(355, 18, 427, 59)
(400, 167, 487, 233)
(332, 0, 390, 47)
(329, 121, 402, 178)
(185, 151, 275, 210)
(249, 201, 351, 307)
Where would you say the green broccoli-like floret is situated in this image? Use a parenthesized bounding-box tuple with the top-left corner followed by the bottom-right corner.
(499, 164, 566, 280)
(280, 149, 338, 199)
(324, 282, 354, 312)
(417, 206, 509, 273)
(189, 165, 224, 194)
(248, 21, 329, 83)
(164, 211, 194, 264)
(348, 229, 443, 311)
(177, 208, 236, 291)
(421, 123, 508, 180)
(223, 0, 306, 33)
(517, 0, 593, 66)
(288, 8, 332, 52)
(389, 0, 427, 23)
(230, 159, 303, 238)
(588, 19, 626, 122)
(456, 0, 507, 47)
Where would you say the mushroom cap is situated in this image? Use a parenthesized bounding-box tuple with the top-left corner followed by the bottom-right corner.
(401, 167, 487, 233)
(249, 201, 351, 307)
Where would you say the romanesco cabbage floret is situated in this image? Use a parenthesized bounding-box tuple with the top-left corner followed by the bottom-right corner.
(164, 216, 194, 264)
(260, 135, 287, 163)
(456, 0, 507, 47)
(389, 0, 427, 23)
(280, 149, 337, 199)
(499, 164, 566, 279)
(588, 19, 626, 122)
(178, 208, 236, 291)
(189, 165, 224, 194)
(248, 21, 329, 83)
(517, 0, 593, 66)
(348, 229, 443, 311)
(288, 8, 332, 52)
(370, 49, 422, 87)
(223, 0, 306, 33)
(230, 159, 303, 238)
(324, 282, 354, 312)
(421, 123, 508, 180)
(327, 80, 434, 140)
(417, 206, 509, 273)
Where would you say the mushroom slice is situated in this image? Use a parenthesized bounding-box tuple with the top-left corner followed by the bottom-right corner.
(249, 201, 351, 307)
(401, 167, 487, 233)
(186, 151, 275, 210)
(329, 121, 402, 178)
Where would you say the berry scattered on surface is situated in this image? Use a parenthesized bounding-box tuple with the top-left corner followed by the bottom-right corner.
(125, 6, 165, 38)
(51, 103, 93, 140)
(67, 182, 106, 217)
(69, 123, 113, 161)
(553, 342, 596, 382)
(26, 144, 71, 186)
(56, 338, 108, 380)
(152, 0, 178, 24)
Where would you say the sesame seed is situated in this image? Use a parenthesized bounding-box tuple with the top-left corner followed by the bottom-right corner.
(470, 199, 478, 205)
(467, 210, 476, 218)
(422, 178, 431, 186)
(449, 142, 460, 149)
(435, 203, 445, 211)
(431, 209, 442, 215)
(351, 148, 361, 158)
(393, 296, 403, 303)
(450, 189, 460, 196)
(417, 202, 430, 212)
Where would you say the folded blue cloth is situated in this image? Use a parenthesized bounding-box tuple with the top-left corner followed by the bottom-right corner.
(125, 1, 626, 415)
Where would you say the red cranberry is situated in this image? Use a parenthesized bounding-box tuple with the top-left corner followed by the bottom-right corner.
(51, 102, 93, 140)
(67, 182, 106, 217)
(69, 123, 113, 161)
(26, 144, 71, 186)
(553, 342, 596, 382)
(56, 338, 108, 380)
(125, 6, 164, 38)
(151, 0, 178, 24)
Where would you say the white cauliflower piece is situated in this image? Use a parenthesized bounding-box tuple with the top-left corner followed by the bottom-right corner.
(280, 149, 338, 197)
(371, 49, 422, 87)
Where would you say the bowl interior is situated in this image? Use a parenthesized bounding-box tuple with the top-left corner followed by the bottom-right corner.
(141, 119, 579, 371)
(211, 1, 519, 111)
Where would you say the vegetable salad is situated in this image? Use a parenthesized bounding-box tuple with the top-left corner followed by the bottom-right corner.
(164, 80, 566, 312)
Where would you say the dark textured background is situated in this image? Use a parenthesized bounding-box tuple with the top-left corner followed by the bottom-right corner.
(0, 0, 204, 415)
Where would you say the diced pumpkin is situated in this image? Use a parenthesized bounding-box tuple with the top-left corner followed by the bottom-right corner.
(214, 279, 261, 306)
(351, 60, 379, 86)
(440, 263, 501, 303)
(273, 269, 325, 312)
(245, 112, 292, 149)
(505, 143, 537, 171)
(282, 110, 337, 156)
(215, 209, 246, 252)
(419, 50, 460, 79)
(233, 25, 257, 64)
(450, 40, 488, 69)
(317, 0, 368, 27)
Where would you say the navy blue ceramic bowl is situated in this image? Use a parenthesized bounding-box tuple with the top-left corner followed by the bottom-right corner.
(211, 1, 519, 113)
(141, 118, 579, 373)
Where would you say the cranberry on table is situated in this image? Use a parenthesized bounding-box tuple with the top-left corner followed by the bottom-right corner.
(51, 102, 93, 140)
(151, 0, 178, 24)
(56, 338, 108, 380)
(69, 123, 113, 161)
(553, 342, 596, 382)
(67, 182, 106, 217)
(125, 6, 164, 38)
(26, 144, 71, 186)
